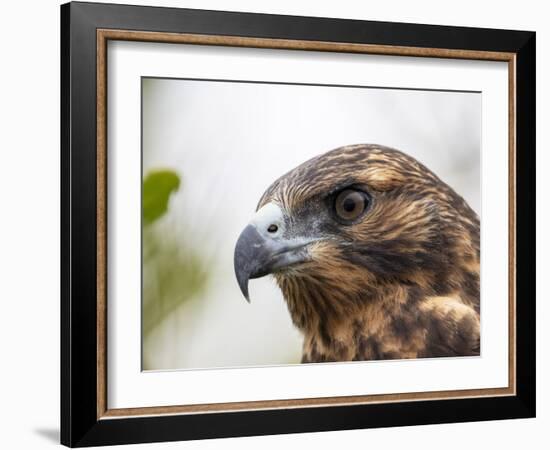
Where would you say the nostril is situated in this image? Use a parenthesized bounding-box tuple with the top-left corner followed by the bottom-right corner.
(267, 224, 278, 233)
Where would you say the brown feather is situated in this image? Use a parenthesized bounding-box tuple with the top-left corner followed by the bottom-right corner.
(260, 144, 480, 362)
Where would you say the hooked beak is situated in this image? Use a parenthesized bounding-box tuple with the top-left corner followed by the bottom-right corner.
(233, 203, 312, 302)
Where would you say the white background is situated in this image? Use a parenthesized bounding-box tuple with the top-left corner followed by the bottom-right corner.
(0, 0, 546, 449)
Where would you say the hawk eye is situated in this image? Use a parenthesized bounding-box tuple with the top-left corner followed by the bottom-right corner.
(334, 189, 369, 222)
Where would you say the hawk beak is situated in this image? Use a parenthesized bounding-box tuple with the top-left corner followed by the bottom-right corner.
(234, 225, 276, 302)
(233, 203, 311, 302)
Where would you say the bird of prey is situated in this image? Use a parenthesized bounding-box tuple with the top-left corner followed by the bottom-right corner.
(234, 144, 480, 363)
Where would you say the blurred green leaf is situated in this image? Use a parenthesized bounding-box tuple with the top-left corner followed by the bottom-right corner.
(143, 170, 181, 225)
(142, 228, 210, 337)
(141, 167, 213, 369)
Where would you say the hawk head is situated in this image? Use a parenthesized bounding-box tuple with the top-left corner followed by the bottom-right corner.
(234, 144, 479, 336)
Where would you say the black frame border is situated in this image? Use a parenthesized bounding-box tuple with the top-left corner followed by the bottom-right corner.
(61, 2, 535, 447)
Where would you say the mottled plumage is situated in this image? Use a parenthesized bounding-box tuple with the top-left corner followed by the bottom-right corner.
(234, 144, 480, 362)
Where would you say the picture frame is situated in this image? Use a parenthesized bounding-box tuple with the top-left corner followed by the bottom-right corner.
(60, 1, 535, 447)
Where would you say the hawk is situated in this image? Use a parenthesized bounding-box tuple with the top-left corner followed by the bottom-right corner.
(234, 144, 480, 363)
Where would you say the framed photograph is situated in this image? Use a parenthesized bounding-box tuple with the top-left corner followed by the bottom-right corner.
(60, 2, 535, 447)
